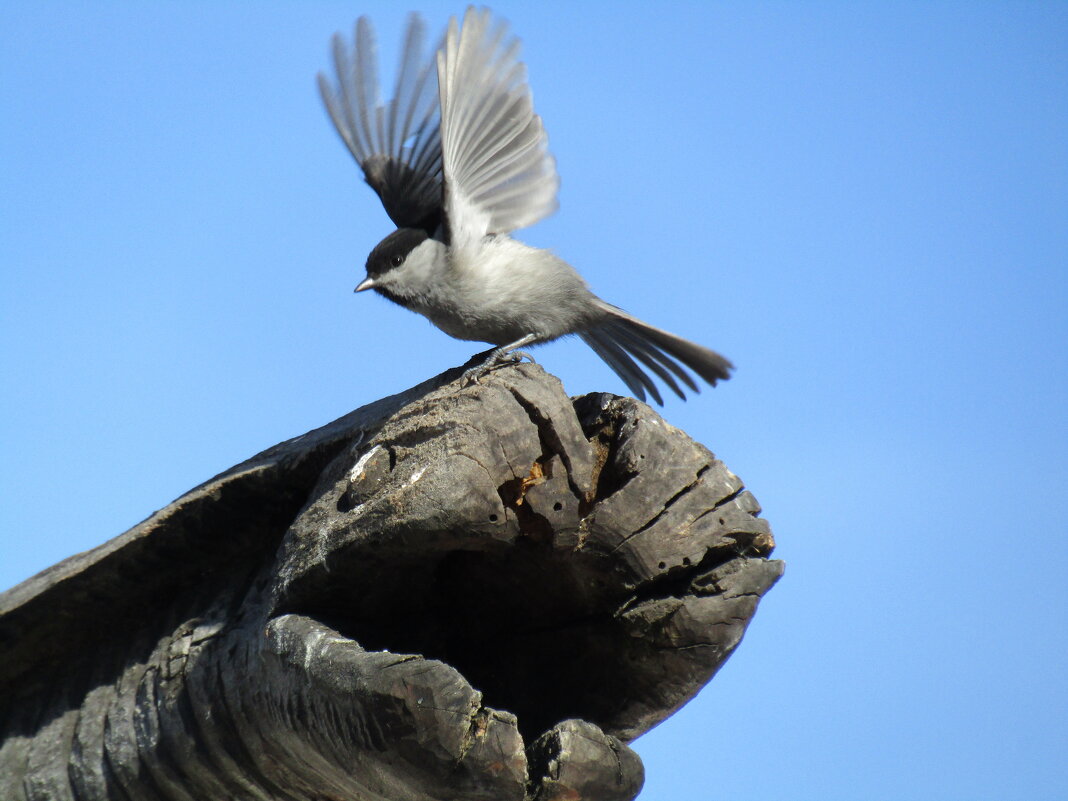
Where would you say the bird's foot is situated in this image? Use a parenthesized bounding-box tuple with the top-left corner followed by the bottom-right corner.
(461, 343, 537, 387)
(508, 350, 536, 365)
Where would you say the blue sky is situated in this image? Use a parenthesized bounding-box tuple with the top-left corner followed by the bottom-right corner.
(2, 2, 1066, 799)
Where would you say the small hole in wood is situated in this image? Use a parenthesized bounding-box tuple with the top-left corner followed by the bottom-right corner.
(489, 514, 498, 522)
(658, 561, 666, 569)
(552, 501, 563, 511)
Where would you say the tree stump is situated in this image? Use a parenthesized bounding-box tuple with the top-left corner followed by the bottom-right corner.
(0, 363, 783, 801)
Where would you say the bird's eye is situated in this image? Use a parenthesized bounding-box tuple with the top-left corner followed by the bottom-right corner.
(390, 254, 404, 267)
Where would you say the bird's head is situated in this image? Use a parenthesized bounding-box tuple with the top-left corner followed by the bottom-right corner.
(356, 228, 438, 296)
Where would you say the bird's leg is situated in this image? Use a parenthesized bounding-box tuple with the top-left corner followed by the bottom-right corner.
(462, 333, 540, 386)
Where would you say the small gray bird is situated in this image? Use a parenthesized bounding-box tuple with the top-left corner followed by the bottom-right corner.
(318, 7, 732, 404)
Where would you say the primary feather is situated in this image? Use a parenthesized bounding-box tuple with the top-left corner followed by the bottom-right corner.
(437, 7, 559, 249)
(318, 14, 443, 232)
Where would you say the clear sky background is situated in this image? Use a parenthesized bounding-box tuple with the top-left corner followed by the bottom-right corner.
(2, 2, 1066, 799)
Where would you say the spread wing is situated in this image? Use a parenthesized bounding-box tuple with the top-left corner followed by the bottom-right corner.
(436, 7, 560, 251)
(318, 14, 444, 233)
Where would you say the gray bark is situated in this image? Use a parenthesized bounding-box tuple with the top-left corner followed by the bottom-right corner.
(0, 363, 783, 800)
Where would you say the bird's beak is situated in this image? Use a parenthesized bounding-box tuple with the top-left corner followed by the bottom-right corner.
(354, 276, 376, 293)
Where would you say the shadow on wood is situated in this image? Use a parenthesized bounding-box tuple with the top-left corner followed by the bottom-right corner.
(0, 364, 783, 801)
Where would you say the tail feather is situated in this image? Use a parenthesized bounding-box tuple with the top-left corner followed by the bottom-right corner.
(581, 301, 734, 405)
(580, 328, 663, 405)
(605, 320, 698, 396)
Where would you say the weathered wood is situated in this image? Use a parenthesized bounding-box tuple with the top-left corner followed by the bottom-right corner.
(0, 363, 782, 800)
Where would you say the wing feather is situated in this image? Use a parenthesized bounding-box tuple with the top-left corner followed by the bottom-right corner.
(318, 14, 444, 232)
(437, 8, 560, 248)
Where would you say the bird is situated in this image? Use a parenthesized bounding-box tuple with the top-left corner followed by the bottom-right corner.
(317, 7, 733, 405)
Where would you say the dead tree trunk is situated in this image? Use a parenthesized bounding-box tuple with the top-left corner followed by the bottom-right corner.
(0, 364, 782, 801)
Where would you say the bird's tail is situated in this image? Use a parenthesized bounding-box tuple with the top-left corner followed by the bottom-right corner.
(579, 301, 733, 405)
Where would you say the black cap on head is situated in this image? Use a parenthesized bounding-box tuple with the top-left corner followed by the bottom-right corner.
(365, 228, 430, 278)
